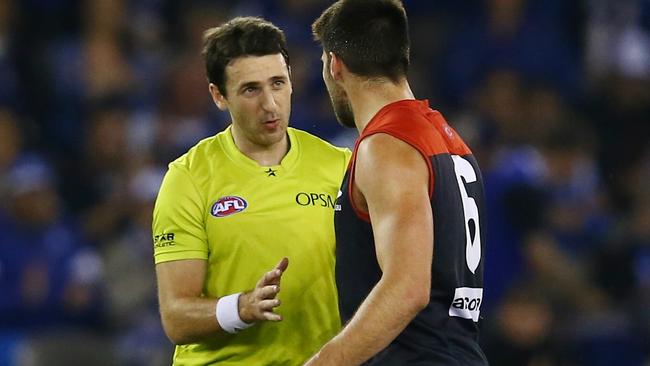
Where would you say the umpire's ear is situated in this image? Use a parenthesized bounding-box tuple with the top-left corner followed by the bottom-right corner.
(209, 83, 228, 111)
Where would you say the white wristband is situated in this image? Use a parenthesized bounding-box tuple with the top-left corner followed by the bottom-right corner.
(216, 293, 253, 334)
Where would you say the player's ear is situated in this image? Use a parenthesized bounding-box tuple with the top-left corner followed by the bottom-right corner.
(329, 52, 344, 82)
(209, 83, 228, 111)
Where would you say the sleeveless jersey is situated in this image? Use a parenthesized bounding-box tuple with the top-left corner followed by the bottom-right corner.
(153, 126, 350, 365)
(335, 100, 488, 365)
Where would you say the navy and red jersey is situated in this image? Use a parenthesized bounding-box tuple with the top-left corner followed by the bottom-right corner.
(335, 99, 488, 365)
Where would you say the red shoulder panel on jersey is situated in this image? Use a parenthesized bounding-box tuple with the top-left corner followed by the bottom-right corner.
(361, 100, 472, 157)
(348, 99, 472, 222)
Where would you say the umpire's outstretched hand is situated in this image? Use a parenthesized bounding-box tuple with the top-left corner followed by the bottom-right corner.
(239, 257, 289, 323)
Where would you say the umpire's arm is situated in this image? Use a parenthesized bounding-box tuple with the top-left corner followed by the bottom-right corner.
(156, 257, 288, 344)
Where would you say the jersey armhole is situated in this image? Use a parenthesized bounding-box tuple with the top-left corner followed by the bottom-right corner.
(348, 130, 435, 223)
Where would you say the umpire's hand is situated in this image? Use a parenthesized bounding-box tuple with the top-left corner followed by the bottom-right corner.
(239, 257, 289, 323)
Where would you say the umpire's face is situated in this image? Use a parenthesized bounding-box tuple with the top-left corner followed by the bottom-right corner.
(210, 53, 292, 150)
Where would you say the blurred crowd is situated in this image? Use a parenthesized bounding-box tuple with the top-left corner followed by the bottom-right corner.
(0, 0, 648, 365)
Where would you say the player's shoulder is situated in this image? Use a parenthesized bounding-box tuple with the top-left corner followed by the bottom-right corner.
(374, 105, 472, 157)
(290, 127, 351, 161)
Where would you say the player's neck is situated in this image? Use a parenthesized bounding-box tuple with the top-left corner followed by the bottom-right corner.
(232, 129, 289, 166)
(348, 78, 415, 132)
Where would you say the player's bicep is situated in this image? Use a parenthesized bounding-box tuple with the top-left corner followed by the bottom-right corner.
(355, 134, 433, 278)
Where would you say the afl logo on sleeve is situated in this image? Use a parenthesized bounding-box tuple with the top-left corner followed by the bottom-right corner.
(211, 196, 248, 217)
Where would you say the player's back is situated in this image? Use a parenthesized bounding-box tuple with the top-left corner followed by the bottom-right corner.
(335, 100, 488, 365)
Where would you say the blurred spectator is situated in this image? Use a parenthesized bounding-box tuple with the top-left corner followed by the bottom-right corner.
(59, 100, 132, 243)
(152, 3, 226, 165)
(440, 0, 582, 108)
(585, 0, 650, 216)
(483, 285, 568, 366)
(465, 68, 546, 311)
(103, 166, 171, 366)
(586, 0, 650, 81)
(0, 0, 20, 110)
(587, 72, 649, 214)
(0, 108, 20, 176)
(594, 149, 650, 333)
(44, 0, 133, 155)
(0, 155, 104, 330)
(538, 125, 607, 258)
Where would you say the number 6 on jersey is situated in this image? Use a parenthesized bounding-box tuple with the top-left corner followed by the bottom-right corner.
(452, 155, 481, 274)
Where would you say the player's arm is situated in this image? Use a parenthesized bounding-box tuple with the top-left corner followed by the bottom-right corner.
(156, 257, 289, 345)
(305, 133, 433, 365)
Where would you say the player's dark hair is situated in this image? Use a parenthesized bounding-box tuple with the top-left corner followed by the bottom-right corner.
(203, 17, 290, 96)
(312, 0, 409, 82)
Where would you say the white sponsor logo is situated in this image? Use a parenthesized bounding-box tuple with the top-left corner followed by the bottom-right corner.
(335, 189, 343, 211)
(449, 287, 483, 322)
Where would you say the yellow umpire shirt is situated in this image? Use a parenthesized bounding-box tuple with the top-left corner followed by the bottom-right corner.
(153, 126, 350, 365)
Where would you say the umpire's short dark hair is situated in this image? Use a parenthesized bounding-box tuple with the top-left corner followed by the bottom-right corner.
(203, 17, 290, 96)
(312, 0, 410, 82)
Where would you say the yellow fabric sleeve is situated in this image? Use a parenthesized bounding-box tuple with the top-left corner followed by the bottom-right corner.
(152, 162, 209, 263)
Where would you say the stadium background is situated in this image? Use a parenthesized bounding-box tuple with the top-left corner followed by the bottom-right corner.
(0, 0, 648, 365)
